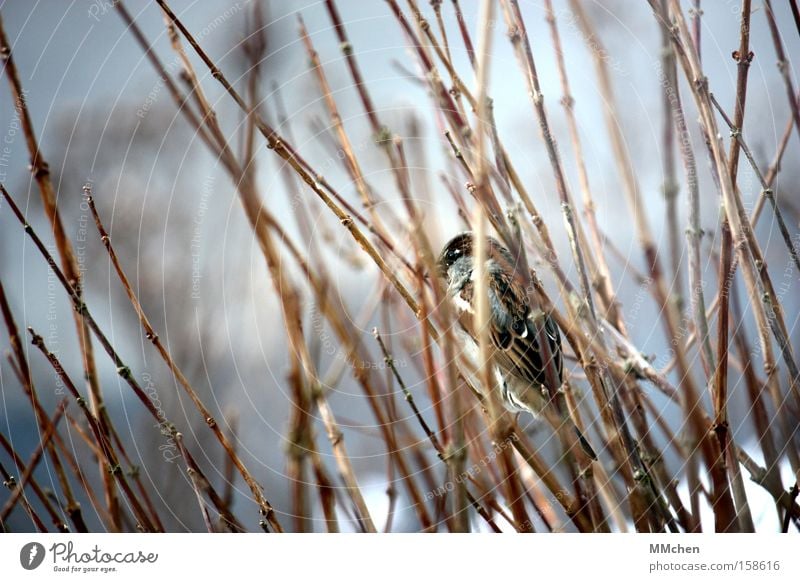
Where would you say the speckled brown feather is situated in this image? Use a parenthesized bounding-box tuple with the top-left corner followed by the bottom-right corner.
(439, 233, 596, 459)
(440, 234, 563, 397)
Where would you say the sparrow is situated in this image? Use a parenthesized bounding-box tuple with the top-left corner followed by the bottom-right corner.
(437, 232, 596, 459)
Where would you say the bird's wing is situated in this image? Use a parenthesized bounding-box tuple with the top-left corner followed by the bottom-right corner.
(448, 269, 563, 395)
(487, 271, 563, 394)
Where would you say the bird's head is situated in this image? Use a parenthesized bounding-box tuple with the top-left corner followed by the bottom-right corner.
(437, 232, 521, 284)
(437, 232, 475, 284)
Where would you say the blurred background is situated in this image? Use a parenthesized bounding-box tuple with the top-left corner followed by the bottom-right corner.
(1, 0, 798, 532)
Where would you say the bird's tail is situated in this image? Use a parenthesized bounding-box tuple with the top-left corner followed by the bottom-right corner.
(503, 377, 597, 460)
(570, 418, 597, 461)
(543, 404, 597, 461)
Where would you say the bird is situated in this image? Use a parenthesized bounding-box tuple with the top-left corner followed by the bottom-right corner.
(437, 231, 596, 460)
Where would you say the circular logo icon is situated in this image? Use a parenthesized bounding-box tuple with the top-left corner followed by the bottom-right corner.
(19, 542, 46, 570)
